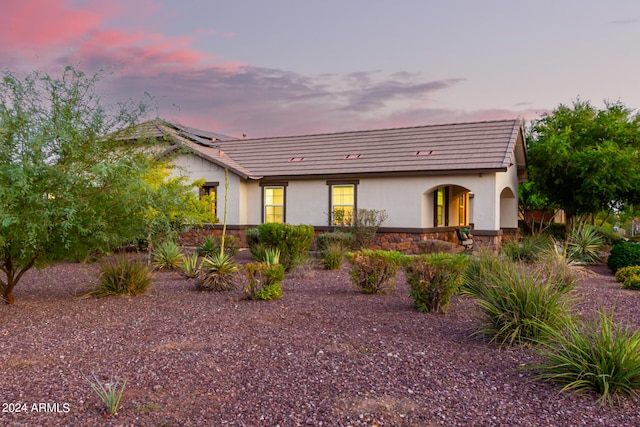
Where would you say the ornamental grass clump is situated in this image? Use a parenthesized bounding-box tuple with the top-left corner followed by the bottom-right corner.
(462, 260, 572, 346)
(151, 241, 183, 271)
(533, 308, 640, 405)
(321, 242, 348, 270)
(347, 249, 403, 295)
(404, 253, 469, 313)
(501, 235, 553, 263)
(92, 256, 152, 297)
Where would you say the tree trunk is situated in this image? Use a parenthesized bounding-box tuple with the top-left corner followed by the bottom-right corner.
(4, 288, 14, 304)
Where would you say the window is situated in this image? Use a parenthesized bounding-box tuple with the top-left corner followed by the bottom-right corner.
(199, 182, 218, 217)
(433, 186, 449, 227)
(263, 186, 285, 223)
(458, 194, 467, 226)
(331, 184, 355, 225)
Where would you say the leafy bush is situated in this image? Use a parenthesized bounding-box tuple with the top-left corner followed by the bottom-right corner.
(567, 223, 604, 264)
(462, 261, 572, 346)
(593, 225, 624, 247)
(336, 208, 388, 249)
(180, 253, 200, 279)
(321, 242, 348, 270)
(249, 223, 314, 271)
(347, 250, 403, 295)
(316, 231, 353, 252)
(197, 235, 240, 258)
(151, 241, 183, 271)
(245, 227, 260, 247)
(93, 257, 152, 297)
(615, 266, 640, 290)
(501, 235, 553, 263)
(534, 308, 640, 404)
(243, 262, 285, 300)
(404, 253, 469, 313)
(608, 241, 640, 273)
(197, 252, 239, 292)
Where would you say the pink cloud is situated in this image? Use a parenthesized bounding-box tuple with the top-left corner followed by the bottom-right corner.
(0, 0, 101, 49)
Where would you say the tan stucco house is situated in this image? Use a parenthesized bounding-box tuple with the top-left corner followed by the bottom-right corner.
(134, 118, 528, 251)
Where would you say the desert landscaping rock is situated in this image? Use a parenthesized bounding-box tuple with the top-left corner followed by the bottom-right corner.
(1, 255, 639, 426)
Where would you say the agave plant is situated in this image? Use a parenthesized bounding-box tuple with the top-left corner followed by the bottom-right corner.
(180, 253, 200, 279)
(197, 252, 239, 291)
(151, 241, 183, 271)
(567, 223, 604, 264)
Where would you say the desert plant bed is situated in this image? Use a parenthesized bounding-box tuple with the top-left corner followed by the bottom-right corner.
(1, 255, 639, 426)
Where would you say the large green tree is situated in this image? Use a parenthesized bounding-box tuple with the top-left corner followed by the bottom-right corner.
(528, 100, 640, 230)
(0, 67, 213, 304)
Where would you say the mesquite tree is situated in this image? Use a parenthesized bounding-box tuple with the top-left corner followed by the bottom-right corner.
(0, 67, 212, 304)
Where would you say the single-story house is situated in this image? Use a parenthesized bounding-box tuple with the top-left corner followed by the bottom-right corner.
(132, 118, 528, 252)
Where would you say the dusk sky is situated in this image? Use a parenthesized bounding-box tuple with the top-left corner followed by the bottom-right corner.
(2, 0, 640, 138)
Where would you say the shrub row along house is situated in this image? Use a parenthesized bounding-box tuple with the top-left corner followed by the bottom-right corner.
(130, 118, 528, 252)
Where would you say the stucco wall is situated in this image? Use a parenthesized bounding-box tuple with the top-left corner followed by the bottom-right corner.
(170, 153, 520, 233)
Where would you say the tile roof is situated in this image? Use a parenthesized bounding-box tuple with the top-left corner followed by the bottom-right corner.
(131, 118, 527, 180)
(213, 119, 527, 179)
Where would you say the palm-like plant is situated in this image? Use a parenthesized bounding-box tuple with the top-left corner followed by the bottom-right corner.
(151, 241, 183, 270)
(197, 252, 239, 291)
(180, 253, 200, 279)
(567, 223, 604, 264)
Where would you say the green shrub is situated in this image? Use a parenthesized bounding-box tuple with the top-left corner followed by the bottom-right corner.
(250, 223, 314, 271)
(197, 235, 240, 258)
(608, 241, 640, 273)
(615, 266, 640, 290)
(534, 308, 640, 404)
(416, 239, 460, 254)
(197, 252, 239, 292)
(93, 257, 152, 297)
(567, 223, 604, 264)
(462, 261, 572, 346)
(336, 208, 388, 249)
(346, 250, 403, 295)
(180, 253, 200, 279)
(316, 231, 353, 251)
(151, 241, 183, 271)
(245, 227, 260, 247)
(243, 262, 285, 300)
(321, 242, 348, 270)
(404, 253, 469, 313)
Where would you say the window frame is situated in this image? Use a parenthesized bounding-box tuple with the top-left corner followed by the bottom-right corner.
(199, 181, 219, 219)
(433, 186, 449, 227)
(260, 182, 288, 224)
(327, 179, 359, 226)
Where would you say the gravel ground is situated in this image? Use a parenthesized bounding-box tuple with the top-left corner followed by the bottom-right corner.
(1, 251, 639, 427)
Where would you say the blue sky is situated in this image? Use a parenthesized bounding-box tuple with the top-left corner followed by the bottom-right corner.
(2, 0, 639, 137)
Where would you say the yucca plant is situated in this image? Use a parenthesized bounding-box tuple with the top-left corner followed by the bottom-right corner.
(197, 252, 239, 291)
(501, 235, 553, 263)
(462, 261, 572, 346)
(533, 308, 640, 404)
(180, 253, 200, 279)
(567, 223, 604, 264)
(151, 241, 183, 271)
(92, 257, 152, 297)
(196, 235, 217, 258)
(85, 374, 126, 416)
